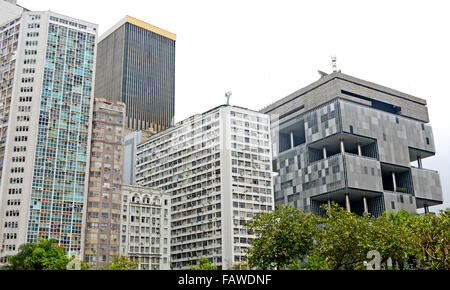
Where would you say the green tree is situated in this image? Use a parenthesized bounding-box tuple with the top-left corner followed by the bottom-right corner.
(229, 261, 250, 270)
(408, 211, 450, 270)
(245, 204, 318, 270)
(7, 238, 70, 270)
(315, 203, 372, 270)
(189, 257, 217, 270)
(301, 254, 330, 270)
(384, 209, 414, 224)
(366, 211, 415, 269)
(98, 256, 138, 270)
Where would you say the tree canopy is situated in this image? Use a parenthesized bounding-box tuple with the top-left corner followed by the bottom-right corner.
(245, 203, 450, 270)
(6, 238, 71, 270)
(189, 257, 217, 270)
(98, 256, 139, 270)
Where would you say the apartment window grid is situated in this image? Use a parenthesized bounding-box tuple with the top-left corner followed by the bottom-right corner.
(25, 21, 95, 255)
(136, 111, 223, 268)
(136, 107, 273, 269)
(0, 19, 22, 190)
(229, 110, 272, 263)
(120, 188, 170, 270)
(84, 100, 124, 268)
(0, 19, 28, 256)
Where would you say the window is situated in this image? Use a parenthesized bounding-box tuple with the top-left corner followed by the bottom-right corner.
(27, 23, 40, 29)
(20, 87, 33, 93)
(24, 50, 37, 55)
(24, 59, 36, 65)
(391, 201, 395, 210)
(19, 97, 32, 102)
(26, 32, 39, 37)
(426, 138, 430, 145)
(25, 41, 38, 46)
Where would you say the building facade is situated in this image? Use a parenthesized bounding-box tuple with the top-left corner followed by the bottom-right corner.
(123, 131, 142, 186)
(0, 11, 97, 262)
(0, 0, 27, 22)
(94, 16, 176, 133)
(83, 98, 125, 268)
(120, 184, 171, 270)
(136, 105, 274, 269)
(261, 71, 443, 217)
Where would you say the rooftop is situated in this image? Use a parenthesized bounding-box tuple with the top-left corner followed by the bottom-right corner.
(97, 15, 176, 43)
(261, 71, 427, 114)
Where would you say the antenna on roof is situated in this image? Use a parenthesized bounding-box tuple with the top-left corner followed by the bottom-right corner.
(331, 56, 338, 72)
(225, 91, 232, 106)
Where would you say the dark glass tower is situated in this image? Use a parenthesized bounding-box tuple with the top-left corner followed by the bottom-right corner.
(95, 16, 176, 133)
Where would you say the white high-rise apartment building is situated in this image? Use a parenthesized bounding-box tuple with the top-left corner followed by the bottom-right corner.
(0, 11, 97, 262)
(136, 105, 274, 270)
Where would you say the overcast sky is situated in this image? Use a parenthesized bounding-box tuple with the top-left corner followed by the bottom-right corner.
(19, 0, 450, 211)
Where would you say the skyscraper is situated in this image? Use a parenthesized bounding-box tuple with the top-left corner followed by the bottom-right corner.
(136, 105, 274, 269)
(0, 11, 97, 262)
(84, 98, 125, 268)
(261, 71, 443, 216)
(95, 16, 176, 133)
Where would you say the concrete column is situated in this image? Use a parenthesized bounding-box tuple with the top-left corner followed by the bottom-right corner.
(392, 172, 397, 192)
(417, 156, 423, 169)
(290, 131, 294, 149)
(357, 144, 362, 156)
(363, 196, 368, 214)
(340, 140, 345, 153)
(345, 194, 351, 213)
(328, 199, 331, 209)
(424, 204, 429, 214)
(323, 146, 327, 159)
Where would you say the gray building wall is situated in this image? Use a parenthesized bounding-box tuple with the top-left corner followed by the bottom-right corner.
(266, 72, 443, 216)
(340, 100, 435, 167)
(123, 131, 141, 185)
(262, 72, 430, 125)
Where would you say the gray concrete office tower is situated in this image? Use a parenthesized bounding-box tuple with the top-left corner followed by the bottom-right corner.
(95, 16, 176, 134)
(261, 71, 443, 217)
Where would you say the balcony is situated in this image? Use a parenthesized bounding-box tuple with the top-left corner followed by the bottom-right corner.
(411, 167, 443, 208)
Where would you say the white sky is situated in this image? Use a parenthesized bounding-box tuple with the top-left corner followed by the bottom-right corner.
(19, 0, 450, 211)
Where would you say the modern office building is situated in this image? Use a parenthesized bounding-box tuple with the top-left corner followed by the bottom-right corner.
(83, 98, 125, 268)
(261, 71, 443, 217)
(95, 16, 176, 133)
(136, 105, 274, 269)
(0, 0, 27, 22)
(120, 184, 171, 270)
(0, 11, 97, 262)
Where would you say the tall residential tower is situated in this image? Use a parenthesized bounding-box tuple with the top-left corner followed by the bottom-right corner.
(95, 16, 176, 134)
(0, 11, 97, 261)
(136, 105, 274, 269)
(84, 98, 125, 268)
